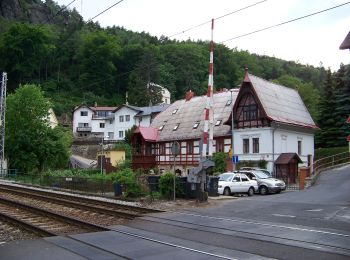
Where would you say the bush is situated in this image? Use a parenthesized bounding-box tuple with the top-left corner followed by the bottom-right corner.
(213, 152, 227, 173)
(111, 168, 142, 197)
(159, 172, 182, 200)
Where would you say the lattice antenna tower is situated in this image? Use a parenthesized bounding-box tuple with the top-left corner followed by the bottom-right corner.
(0, 72, 7, 172)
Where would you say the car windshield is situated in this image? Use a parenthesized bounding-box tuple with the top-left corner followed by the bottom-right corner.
(219, 174, 233, 181)
(253, 171, 270, 179)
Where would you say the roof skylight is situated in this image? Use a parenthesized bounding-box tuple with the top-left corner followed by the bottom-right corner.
(159, 125, 164, 130)
(173, 123, 179, 131)
(172, 109, 178, 114)
(193, 122, 200, 129)
(215, 120, 222, 126)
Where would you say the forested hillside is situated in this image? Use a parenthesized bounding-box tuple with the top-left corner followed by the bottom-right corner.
(0, 0, 349, 148)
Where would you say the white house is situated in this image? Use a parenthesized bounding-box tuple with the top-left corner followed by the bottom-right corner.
(72, 103, 169, 141)
(147, 82, 171, 104)
(226, 72, 318, 173)
(72, 105, 117, 139)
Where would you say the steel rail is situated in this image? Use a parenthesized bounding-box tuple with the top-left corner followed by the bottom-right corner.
(0, 197, 109, 235)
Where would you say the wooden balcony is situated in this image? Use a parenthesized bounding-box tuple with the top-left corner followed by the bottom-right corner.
(132, 155, 156, 170)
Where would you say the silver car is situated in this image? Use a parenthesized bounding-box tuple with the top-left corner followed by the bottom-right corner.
(239, 170, 286, 195)
(218, 172, 258, 196)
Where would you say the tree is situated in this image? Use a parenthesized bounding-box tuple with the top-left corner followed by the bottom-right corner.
(0, 23, 55, 90)
(77, 31, 121, 95)
(334, 64, 350, 146)
(5, 84, 71, 172)
(316, 70, 341, 148)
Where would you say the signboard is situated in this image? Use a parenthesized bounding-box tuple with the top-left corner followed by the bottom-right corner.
(171, 141, 181, 156)
(232, 155, 239, 164)
(347, 135, 350, 142)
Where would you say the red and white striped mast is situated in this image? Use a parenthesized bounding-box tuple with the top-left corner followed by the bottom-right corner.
(202, 19, 215, 159)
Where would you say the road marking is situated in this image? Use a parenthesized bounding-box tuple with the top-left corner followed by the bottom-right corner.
(306, 209, 323, 212)
(272, 214, 296, 218)
(110, 227, 236, 260)
(173, 211, 350, 237)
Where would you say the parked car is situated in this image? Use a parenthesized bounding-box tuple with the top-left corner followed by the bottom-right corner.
(239, 170, 286, 195)
(240, 167, 272, 177)
(218, 172, 258, 196)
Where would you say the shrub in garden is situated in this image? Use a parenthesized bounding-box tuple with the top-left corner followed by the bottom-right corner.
(111, 168, 142, 197)
(159, 172, 182, 199)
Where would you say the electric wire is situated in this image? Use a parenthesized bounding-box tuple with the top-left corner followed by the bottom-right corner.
(168, 0, 268, 38)
(89, 0, 124, 21)
(220, 1, 350, 43)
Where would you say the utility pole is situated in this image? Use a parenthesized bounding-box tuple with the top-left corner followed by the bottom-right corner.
(230, 89, 234, 170)
(0, 72, 7, 175)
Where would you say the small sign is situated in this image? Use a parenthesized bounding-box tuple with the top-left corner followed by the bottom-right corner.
(171, 141, 181, 156)
(347, 135, 350, 142)
(232, 155, 239, 164)
(65, 177, 72, 181)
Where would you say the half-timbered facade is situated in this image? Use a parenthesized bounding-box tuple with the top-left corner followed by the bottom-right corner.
(132, 89, 239, 174)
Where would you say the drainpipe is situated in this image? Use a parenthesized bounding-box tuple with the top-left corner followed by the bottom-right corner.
(272, 124, 276, 175)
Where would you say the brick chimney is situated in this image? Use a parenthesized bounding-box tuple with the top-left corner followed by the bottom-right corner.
(185, 90, 195, 101)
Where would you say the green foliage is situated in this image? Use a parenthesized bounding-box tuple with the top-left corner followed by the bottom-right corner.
(213, 152, 228, 173)
(5, 84, 71, 172)
(314, 146, 348, 160)
(124, 125, 137, 145)
(159, 172, 181, 200)
(111, 168, 142, 197)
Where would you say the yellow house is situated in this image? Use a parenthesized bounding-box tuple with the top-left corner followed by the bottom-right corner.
(96, 150, 125, 167)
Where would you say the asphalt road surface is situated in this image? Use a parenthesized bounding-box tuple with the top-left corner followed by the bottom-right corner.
(124, 164, 350, 259)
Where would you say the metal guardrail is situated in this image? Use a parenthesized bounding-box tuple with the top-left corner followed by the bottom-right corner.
(311, 151, 349, 175)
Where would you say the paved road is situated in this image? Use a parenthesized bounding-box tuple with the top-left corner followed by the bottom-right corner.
(124, 164, 350, 259)
(1, 165, 349, 259)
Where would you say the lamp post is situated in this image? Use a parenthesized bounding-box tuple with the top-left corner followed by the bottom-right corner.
(100, 136, 104, 174)
(230, 90, 234, 170)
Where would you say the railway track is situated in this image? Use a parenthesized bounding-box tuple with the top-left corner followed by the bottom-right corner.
(0, 196, 108, 238)
(0, 183, 163, 242)
(0, 183, 161, 216)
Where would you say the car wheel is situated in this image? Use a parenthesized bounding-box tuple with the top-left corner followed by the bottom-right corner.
(223, 187, 231, 196)
(259, 186, 268, 195)
(247, 187, 254, 196)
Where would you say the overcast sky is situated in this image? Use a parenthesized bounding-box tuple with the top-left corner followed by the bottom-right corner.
(56, 0, 350, 71)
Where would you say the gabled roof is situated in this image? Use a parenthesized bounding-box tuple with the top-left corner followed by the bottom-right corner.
(275, 153, 303, 165)
(151, 89, 238, 142)
(134, 126, 159, 142)
(114, 104, 170, 116)
(73, 104, 117, 112)
(245, 73, 317, 129)
(340, 31, 350, 50)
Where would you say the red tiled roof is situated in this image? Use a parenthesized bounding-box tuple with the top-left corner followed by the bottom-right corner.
(135, 127, 159, 142)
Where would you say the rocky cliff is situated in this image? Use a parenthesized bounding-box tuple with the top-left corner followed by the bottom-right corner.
(0, 0, 52, 23)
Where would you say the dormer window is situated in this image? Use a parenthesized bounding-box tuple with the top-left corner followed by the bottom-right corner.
(173, 123, 179, 131)
(172, 109, 178, 114)
(159, 125, 164, 131)
(215, 120, 222, 126)
(226, 100, 232, 106)
(193, 122, 199, 129)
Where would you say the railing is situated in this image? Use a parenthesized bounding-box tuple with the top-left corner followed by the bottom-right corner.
(76, 127, 92, 132)
(312, 151, 349, 176)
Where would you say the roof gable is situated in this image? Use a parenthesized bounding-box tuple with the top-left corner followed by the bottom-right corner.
(246, 73, 317, 129)
(275, 153, 303, 165)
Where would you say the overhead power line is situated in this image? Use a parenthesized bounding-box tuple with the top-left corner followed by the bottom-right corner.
(220, 1, 350, 43)
(89, 0, 124, 21)
(168, 0, 268, 38)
